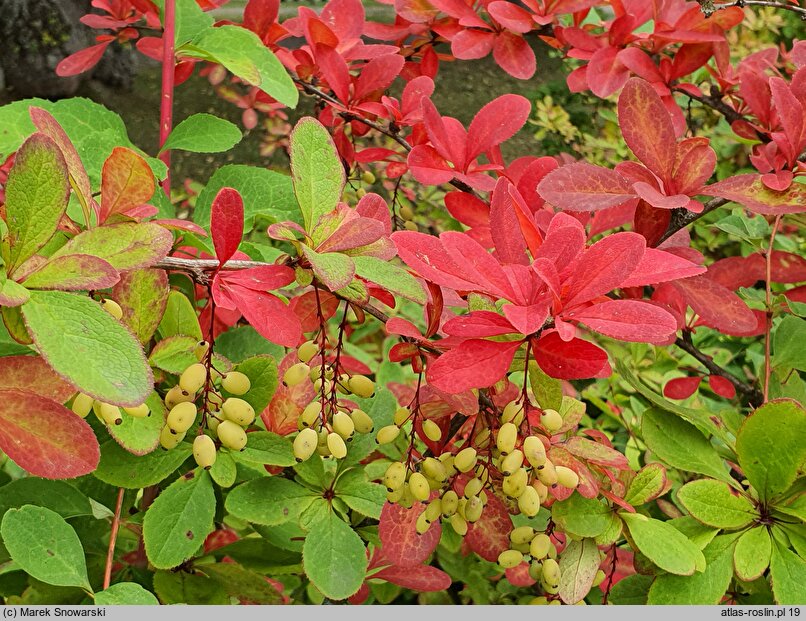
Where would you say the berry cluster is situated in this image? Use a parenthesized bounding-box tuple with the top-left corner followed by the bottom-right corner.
(70, 393, 150, 424)
(380, 399, 580, 538)
(287, 339, 376, 462)
(161, 342, 255, 470)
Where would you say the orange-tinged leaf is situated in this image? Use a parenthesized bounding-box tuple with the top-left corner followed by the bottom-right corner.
(703, 174, 806, 215)
(0, 389, 99, 478)
(100, 147, 156, 223)
(0, 356, 76, 403)
(378, 501, 441, 568)
(21, 254, 119, 291)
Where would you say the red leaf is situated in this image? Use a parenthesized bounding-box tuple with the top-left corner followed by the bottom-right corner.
(492, 31, 536, 80)
(633, 202, 671, 247)
(440, 232, 516, 300)
(407, 145, 454, 186)
(489, 178, 529, 265)
(426, 339, 522, 393)
(568, 300, 677, 343)
(707, 375, 736, 400)
(392, 231, 487, 292)
(505, 563, 536, 587)
(587, 46, 630, 98)
(0, 389, 99, 478)
(533, 332, 609, 380)
(226, 285, 301, 347)
(673, 139, 716, 195)
(451, 29, 495, 60)
(378, 502, 441, 568)
(537, 162, 636, 212)
(211, 187, 244, 266)
(217, 265, 294, 292)
(354, 54, 405, 101)
(442, 311, 516, 338)
(621, 247, 705, 288)
(0, 356, 76, 403)
(244, 0, 279, 37)
(549, 447, 600, 499)
(466, 94, 531, 162)
(372, 564, 452, 592)
(632, 182, 690, 210)
(55, 41, 111, 77)
(671, 275, 758, 335)
(770, 251, 806, 283)
(465, 491, 512, 562)
(769, 78, 803, 158)
(564, 232, 646, 307)
(100, 147, 155, 223)
(702, 174, 806, 215)
(663, 376, 702, 400)
(503, 303, 549, 336)
(487, 1, 532, 32)
(315, 44, 351, 103)
(618, 78, 676, 182)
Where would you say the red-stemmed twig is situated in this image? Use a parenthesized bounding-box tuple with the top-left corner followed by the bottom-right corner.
(103, 487, 126, 590)
(158, 0, 176, 195)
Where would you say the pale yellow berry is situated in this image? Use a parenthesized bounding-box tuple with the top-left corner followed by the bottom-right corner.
(540, 409, 563, 433)
(500, 449, 524, 476)
(217, 420, 247, 451)
(193, 434, 217, 469)
(496, 422, 517, 455)
(222, 371, 251, 395)
(415, 510, 431, 534)
(421, 457, 447, 482)
(123, 403, 150, 418)
(376, 424, 401, 445)
(160, 425, 185, 450)
(349, 408, 373, 434)
(510, 526, 535, 545)
(530, 534, 552, 560)
(449, 513, 468, 536)
(394, 407, 411, 426)
(542, 558, 561, 586)
(300, 402, 321, 428)
(454, 447, 477, 473)
(283, 362, 310, 387)
(464, 495, 484, 522)
(555, 465, 580, 489)
(71, 393, 94, 418)
(297, 340, 318, 363)
(423, 500, 442, 523)
(463, 477, 483, 499)
(179, 363, 207, 394)
(498, 549, 524, 569)
(293, 427, 318, 462)
(523, 435, 547, 468)
(332, 411, 355, 440)
(98, 402, 122, 426)
(222, 397, 255, 427)
(383, 462, 407, 492)
(164, 385, 194, 409)
(347, 375, 375, 398)
(537, 460, 558, 487)
(100, 298, 123, 320)
(501, 401, 524, 425)
(503, 468, 528, 499)
(518, 485, 541, 517)
(422, 419, 442, 442)
(167, 402, 197, 434)
(326, 432, 347, 459)
(408, 472, 431, 502)
(193, 340, 209, 362)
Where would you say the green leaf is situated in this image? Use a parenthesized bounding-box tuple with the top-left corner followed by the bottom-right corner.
(214, 325, 284, 363)
(94, 582, 159, 605)
(143, 470, 216, 569)
(642, 408, 732, 484)
(528, 360, 563, 411)
(152, 569, 228, 605)
(677, 479, 757, 529)
(185, 26, 297, 107)
(343, 387, 396, 467)
(1, 506, 90, 590)
(0, 479, 91, 521)
(151, 0, 214, 46)
(734, 527, 772, 581)
(621, 513, 704, 576)
(112, 268, 170, 345)
(4, 134, 69, 271)
(149, 335, 198, 374)
(736, 399, 806, 501)
(225, 477, 317, 526)
(50, 222, 172, 271)
(608, 574, 652, 605)
(334, 468, 386, 519)
(558, 538, 600, 605)
(21, 254, 118, 292)
(351, 256, 426, 305)
(211, 538, 301, 573)
(232, 431, 295, 467)
(194, 165, 298, 234)
(769, 539, 806, 604)
(202, 562, 283, 604)
(233, 355, 278, 415)
(208, 450, 236, 488)
(551, 494, 613, 538)
(21, 290, 153, 406)
(647, 533, 739, 604)
(773, 315, 806, 371)
(158, 291, 202, 340)
(301, 247, 355, 291)
(105, 391, 165, 456)
(0, 279, 30, 307)
(624, 463, 667, 506)
(290, 117, 345, 231)
(302, 509, 367, 600)
(94, 440, 192, 489)
(160, 114, 242, 154)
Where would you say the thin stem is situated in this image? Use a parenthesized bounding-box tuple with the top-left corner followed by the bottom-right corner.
(763, 215, 783, 403)
(103, 488, 125, 590)
(158, 0, 176, 195)
(675, 333, 763, 405)
(701, 0, 806, 18)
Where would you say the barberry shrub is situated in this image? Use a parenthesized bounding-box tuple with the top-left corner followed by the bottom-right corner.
(0, 0, 803, 606)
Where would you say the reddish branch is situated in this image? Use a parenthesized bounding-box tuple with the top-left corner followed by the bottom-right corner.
(103, 488, 126, 590)
(158, 0, 176, 195)
(698, 0, 806, 18)
(675, 332, 763, 405)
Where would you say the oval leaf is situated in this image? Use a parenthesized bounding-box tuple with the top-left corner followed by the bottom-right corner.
(160, 113, 242, 154)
